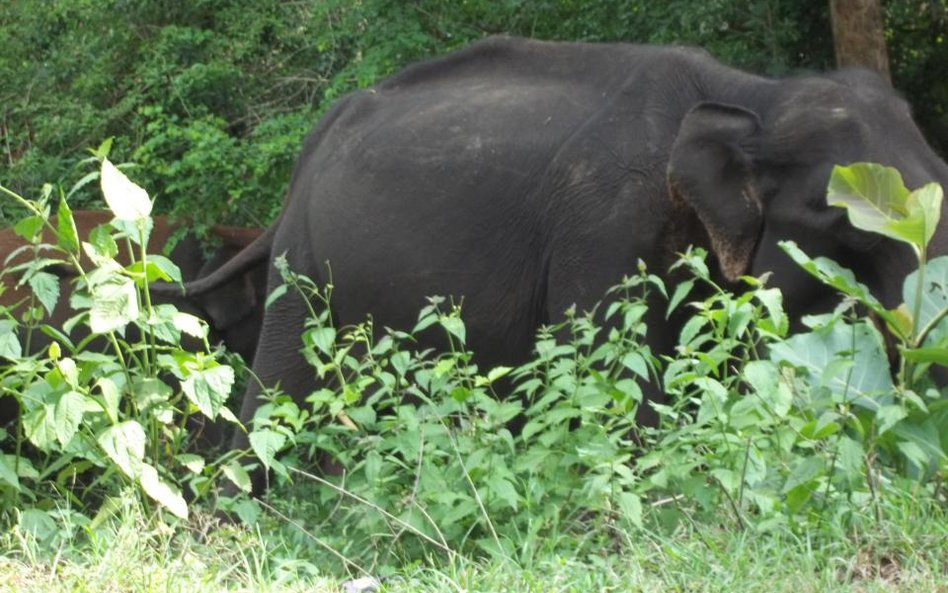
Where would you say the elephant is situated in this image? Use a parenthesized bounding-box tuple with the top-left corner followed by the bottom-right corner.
(170, 37, 948, 490)
(0, 210, 268, 438)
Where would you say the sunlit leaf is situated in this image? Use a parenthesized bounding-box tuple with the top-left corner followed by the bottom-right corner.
(0, 321, 22, 359)
(171, 312, 207, 339)
(54, 390, 85, 446)
(827, 162, 942, 252)
(223, 462, 252, 493)
(28, 271, 60, 316)
(249, 429, 287, 471)
(100, 158, 152, 221)
(770, 320, 894, 409)
(13, 216, 43, 242)
(903, 256, 948, 345)
(181, 365, 234, 418)
(140, 464, 188, 519)
(89, 277, 138, 334)
(98, 420, 146, 479)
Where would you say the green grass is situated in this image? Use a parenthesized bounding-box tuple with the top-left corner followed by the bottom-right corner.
(1, 495, 944, 593)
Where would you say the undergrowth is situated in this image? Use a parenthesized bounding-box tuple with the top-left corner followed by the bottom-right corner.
(0, 161, 945, 583)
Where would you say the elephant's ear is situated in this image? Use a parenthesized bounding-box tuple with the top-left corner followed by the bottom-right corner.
(667, 103, 763, 281)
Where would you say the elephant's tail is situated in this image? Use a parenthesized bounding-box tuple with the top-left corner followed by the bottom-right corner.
(151, 220, 278, 297)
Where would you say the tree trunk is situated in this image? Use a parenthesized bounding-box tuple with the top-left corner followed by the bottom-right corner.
(829, 0, 891, 82)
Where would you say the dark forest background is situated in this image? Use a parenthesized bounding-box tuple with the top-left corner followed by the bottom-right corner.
(1, 0, 945, 230)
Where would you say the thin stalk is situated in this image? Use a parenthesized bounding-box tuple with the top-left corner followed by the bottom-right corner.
(904, 245, 927, 386)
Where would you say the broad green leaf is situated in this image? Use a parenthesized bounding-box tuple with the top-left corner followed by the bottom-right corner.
(176, 454, 205, 474)
(0, 321, 22, 359)
(779, 241, 892, 326)
(892, 420, 947, 463)
(487, 476, 519, 511)
(440, 315, 466, 344)
(826, 163, 939, 250)
(304, 326, 336, 356)
(111, 217, 153, 248)
(171, 312, 207, 339)
(666, 278, 695, 317)
(222, 462, 252, 493)
(616, 491, 643, 528)
(56, 200, 79, 253)
(101, 158, 151, 221)
(876, 404, 908, 436)
(903, 256, 948, 345)
(249, 429, 287, 470)
(755, 287, 788, 336)
(98, 420, 146, 479)
(129, 256, 181, 284)
(181, 365, 234, 419)
(891, 183, 943, 249)
(488, 365, 513, 382)
(264, 284, 287, 308)
(23, 404, 57, 449)
(782, 456, 824, 494)
(743, 360, 792, 417)
(139, 464, 188, 519)
(28, 271, 60, 316)
(89, 277, 138, 334)
(901, 346, 948, 365)
(695, 377, 728, 425)
(231, 498, 261, 524)
(770, 320, 894, 409)
(620, 351, 650, 380)
(88, 225, 118, 259)
(13, 216, 43, 241)
(18, 509, 57, 542)
(0, 455, 20, 490)
(57, 357, 78, 386)
(54, 390, 85, 446)
(96, 377, 121, 423)
(897, 441, 930, 468)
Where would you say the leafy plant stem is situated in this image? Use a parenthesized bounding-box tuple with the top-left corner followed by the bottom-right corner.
(737, 434, 752, 510)
(254, 497, 373, 577)
(905, 248, 927, 384)
(136, 224, 158, 377)
(439, 414, 506, 561)
(287, 466, 458, 560)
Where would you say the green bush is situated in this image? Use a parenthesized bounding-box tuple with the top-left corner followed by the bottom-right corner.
(0, 154, 238, 542)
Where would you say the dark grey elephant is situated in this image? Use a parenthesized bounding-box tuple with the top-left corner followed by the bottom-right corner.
(179, 37, 948, 486)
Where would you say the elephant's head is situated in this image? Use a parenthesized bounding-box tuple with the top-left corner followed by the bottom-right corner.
(667, 69, 948, 319)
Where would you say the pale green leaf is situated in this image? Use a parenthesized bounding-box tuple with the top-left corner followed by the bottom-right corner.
(140, 464, 188, 519)
(440, 315, 466, 344)
(28, 271, 60, 316)
(89, 277, 138, 334)
(172, 312, 207, 339)
(0, 455, 20, 490)
(249, 429, 287, 471)
(54, 390, 85, 446)
(222, 462, 252, 493)
(0, 321, 22, 359)
(56, 200, 79, 253)
(616, 491, 643, 528)
(181, 365, 234, 419)
(98, 421, 146, 479)
(101, 158, 151, 221)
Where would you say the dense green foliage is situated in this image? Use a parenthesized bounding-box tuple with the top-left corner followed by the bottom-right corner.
(0, 157, 238, 523)
(2, 1, 946, 229)
(0, 155, 945, 586)
(2, 2, 948, 587)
